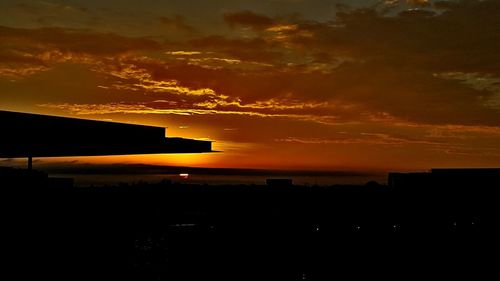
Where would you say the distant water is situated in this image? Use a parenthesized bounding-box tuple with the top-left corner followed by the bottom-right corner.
(52, 173, 387, 187)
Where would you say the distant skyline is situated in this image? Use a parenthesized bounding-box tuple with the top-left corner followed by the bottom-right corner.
(1, 0, 500, 171)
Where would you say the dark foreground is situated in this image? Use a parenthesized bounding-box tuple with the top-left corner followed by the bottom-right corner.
(3, 177, 500, 280)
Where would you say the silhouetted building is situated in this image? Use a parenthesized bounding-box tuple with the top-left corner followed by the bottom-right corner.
(388, 172, 433, 188)
(266, 178, 293, 187)
(388, 168, 500, 188)
(0, 167, 74, 188)
(0, 110, 213, 169)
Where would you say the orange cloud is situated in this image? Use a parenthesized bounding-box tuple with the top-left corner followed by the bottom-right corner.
(37, 102, 343, 126)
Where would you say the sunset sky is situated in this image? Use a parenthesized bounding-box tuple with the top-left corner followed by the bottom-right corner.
(1, 0, 500, 172)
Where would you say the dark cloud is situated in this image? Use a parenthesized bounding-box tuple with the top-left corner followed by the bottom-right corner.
(182, 1, 500, 126)
(223, 10, 275, 29)
(159, 15, 197, 34)
(433, 1, 459, 9)
(0, 25, 161, 56)
(4, 1, 500, 127)
(397, 8, 436, 17)
(407, 0, 431, 7)
(190, 35, 281, 62)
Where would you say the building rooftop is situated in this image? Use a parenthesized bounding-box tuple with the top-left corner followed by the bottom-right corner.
(0, 110, 213, 159)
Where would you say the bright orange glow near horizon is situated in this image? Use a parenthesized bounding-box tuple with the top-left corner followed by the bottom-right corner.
(1, 0, 500, 172)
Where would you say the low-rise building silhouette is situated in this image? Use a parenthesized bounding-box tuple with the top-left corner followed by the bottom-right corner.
(266, 178, 293, 187)
(388, 168, 500, 188)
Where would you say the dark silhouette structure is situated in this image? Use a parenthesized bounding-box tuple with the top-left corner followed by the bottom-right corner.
(0, 110, 212, 169)
(389, 168, 500, 188)
(3, 167, 499, 280)
(0, 166, 74, 188)
(1, 111, 499, 281)
(266, 178, 293, 187)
